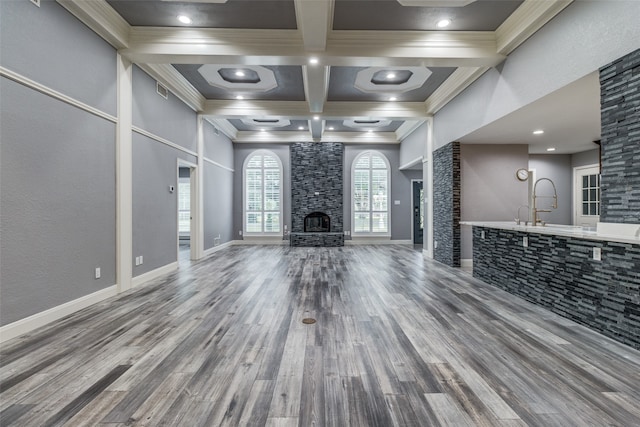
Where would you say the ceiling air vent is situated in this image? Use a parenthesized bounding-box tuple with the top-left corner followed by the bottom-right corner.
(30, 0, 40, 7)
(156, 82, 168, 99)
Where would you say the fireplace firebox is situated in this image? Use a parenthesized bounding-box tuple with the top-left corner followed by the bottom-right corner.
(304, 212, 330, 232)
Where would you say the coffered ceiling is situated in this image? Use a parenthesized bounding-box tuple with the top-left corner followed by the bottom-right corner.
(59, 0, 573, 144)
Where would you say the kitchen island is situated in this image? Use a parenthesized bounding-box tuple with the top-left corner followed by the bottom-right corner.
(461, 221, 640, 350)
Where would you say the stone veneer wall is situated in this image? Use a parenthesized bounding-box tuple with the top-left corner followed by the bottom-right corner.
(600, 48, 640, 223)
(472, 227, 640, 350)
(433, 142, 461, 267)
(290, 142, 344, 246)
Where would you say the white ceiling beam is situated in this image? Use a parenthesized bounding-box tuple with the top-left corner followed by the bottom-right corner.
(202, 100, 428, 120)
(233, 131, 399, 144)
(303, 65, 330, 114)
(121, 27, 504, 67)
(310, 119, 324, 140)
(496, 0, 573, 55)
(294, 0, 333, 51)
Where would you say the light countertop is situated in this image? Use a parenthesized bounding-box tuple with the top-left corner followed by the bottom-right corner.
(460, 221, 640, 245)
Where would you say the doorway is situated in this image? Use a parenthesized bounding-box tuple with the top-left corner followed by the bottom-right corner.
(177, 160, 198, 263)
(412, 180, 424, 244)
(573, 164, 600, 227)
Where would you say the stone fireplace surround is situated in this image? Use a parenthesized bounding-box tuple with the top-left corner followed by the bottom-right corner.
(290, 142, 344, 247)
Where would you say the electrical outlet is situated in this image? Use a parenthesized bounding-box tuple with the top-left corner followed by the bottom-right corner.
(135, 256, 139, 266)
(239, 230, 243, 236)
(95, 267, 101, 279)
(523, 236, 528, 247)
(140, 256, 143, 265)
(481, 230, 485, 239)
(434, 241, 438, 249)
(593, 247, 601, 261)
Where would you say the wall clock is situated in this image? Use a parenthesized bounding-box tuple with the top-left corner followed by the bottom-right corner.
(516, 168, 529, 181)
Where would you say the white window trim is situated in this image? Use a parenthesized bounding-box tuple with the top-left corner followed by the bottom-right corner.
(243, 149, 284, 237)
(351, 150, 391, 237)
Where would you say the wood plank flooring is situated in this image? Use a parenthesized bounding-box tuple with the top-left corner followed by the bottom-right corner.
(1, 245, 640, 426)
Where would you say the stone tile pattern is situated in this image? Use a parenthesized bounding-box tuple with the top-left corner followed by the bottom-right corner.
(290, 142, 344, 246)
(472, 226, 640, 350)
(290, 232, 345, 247)
(433, 142, 461, 267)
(599, 48, 640, 223)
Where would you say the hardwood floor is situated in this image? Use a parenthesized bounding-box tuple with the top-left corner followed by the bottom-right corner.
(2, 245, 640, 426)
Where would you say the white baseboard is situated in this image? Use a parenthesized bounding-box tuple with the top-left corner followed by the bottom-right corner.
(345, 239, 413, 245)
(132, 262, 178, 288)
(461, 259, 473, 269)
(203, 240, 234, 257)
(234, 238, 287, 245)
(0, 285, 118, 344)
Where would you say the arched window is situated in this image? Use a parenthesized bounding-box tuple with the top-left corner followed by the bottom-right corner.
(352, 151, 390, 235)
(243, 150, 282, 235)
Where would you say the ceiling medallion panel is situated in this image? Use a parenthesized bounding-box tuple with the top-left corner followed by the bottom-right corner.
(355, 67, 432, 93)
(343, 119, 392, 129)
(396, 0, 476, 6)
(198, 65, 277, 91)
(241, 118, 291, 128)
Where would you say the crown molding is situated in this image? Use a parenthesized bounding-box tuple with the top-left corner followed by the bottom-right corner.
(203, 100, 310, 118)
(204, 118, 239, 140)
(56, 0, 129, 49)
(496, 0, 573, 55)
(323, 102, 427, 120)
(396, 120, 426, 141)
(137, 64, 205, 113)
(424, 67, 489, 114)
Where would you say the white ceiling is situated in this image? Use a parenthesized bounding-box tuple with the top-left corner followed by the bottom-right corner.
(458, 71, 601, 155)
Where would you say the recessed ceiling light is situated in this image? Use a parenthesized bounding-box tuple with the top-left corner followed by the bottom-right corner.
(177, 15, 192, 24)
(313, 115, 320, 121)
(260, 129, 266, 132)
(298, 126, 304, 130)
(533, 129, 544, 135)
(309, 58, 319, 65)
(436, 19, 451, 28)
(235, 70, 245, 77)
(389, 96, 397, 101)
(235, 95, 244, 100)
(386, 72, 396, 80)
(546, 147, 556, 152)
(367, 129, 374, 133)
(328, 127, 334, 131)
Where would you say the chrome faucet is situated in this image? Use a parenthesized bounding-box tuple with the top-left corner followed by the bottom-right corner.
(515, 205, 529, 225)
(532, 178, 558, 226)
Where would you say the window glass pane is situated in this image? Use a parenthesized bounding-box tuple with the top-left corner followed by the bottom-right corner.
(264, 213, 280, 232)
(590, 189, 597, 201)
(246, 170, 262, 211)
(371, 154, 386, 169)
(589, 174, 597, 187)
(582, 176, 588, 188)
(263, 155, 279, 168)
(354, 170, 369, 211)
(583, 203, 589, 215)
(178, 211, 190, 233)
(355, 155, 370, 169)
(590, 203, 597, 216)
(247, 155, 262, 168)
(582, 189, 588, 203)
(372, 170, 387, 211)
(354, 213, 370, 232)
(264, 170, 280, 211)
(246, 213, 262, 232)
(372, 213, 388, 233)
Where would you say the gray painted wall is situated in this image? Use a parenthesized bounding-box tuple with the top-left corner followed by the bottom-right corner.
(203, 120, 234, 249)
(0, 78, 116, 326)
(132, 133, 196, 276)
(432, 0, 640, 150)
(399, 122, 427, 168)
(0, 0, 117, 115)
(529, 154, 572, 226)
(233, 144, 292, 239)
(460, 144, 529, 260)
(132, 66, 197, 152)
(344, 144, 420, 240)
(571, 148, 600, 169)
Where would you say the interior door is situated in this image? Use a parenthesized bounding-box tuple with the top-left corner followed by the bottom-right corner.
(574, 165, 600, 227)
(412, 180, 424, 244)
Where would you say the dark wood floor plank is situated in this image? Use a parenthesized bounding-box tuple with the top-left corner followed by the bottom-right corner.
(1, 245, 639, 426)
